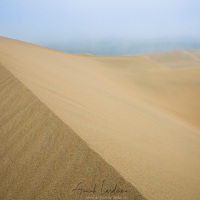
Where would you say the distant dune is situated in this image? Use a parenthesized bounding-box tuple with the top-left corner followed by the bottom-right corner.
(0, 36, 200, 200)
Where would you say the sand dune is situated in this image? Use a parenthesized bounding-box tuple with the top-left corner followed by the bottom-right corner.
(0, 36, 200, 200)
(94, 53, 200, 129)
(0, 64, 144, 200)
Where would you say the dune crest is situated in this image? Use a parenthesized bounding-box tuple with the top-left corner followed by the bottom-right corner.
(0, 37, 200, 200)
(0, 65, 145, 199)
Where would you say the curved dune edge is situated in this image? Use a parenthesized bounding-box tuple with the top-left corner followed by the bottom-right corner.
(0, 65, 146, 199)
(0, 37, 200, 200)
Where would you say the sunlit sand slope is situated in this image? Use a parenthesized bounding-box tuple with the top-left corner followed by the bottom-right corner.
(94, 53, 200, 129)
(0, 37, 200, 200)
(0, 65, 145, 200)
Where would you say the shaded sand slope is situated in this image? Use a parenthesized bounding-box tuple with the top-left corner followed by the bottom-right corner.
(1, 37, 200, 200)
(0, 65, 145, 199)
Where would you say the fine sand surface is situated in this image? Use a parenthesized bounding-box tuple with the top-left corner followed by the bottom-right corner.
(0, 36, 200, 200)
(0, 63, 144, 200)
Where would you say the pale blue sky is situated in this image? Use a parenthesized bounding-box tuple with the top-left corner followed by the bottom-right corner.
(1, 0, 200, 54)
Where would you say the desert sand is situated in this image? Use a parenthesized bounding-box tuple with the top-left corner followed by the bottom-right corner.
(0, 36, 200, 200)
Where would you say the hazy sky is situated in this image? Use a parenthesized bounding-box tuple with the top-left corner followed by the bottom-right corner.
(1, 0, 200, 54)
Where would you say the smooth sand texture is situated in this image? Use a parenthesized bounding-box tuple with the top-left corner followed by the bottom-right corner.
(0, 37, 200, 200)
(0, 65, 145, 199)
